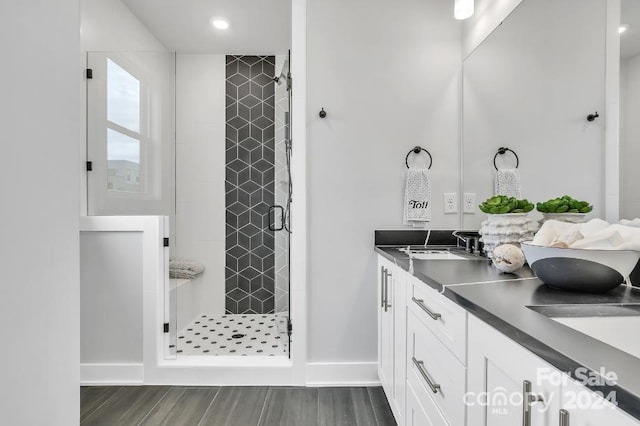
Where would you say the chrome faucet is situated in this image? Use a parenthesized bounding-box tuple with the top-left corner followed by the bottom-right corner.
(452, 230, 481, 254)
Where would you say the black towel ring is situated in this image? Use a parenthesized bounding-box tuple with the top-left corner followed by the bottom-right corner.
(405, 146, 432, 169)
(493, 147, 519, 171)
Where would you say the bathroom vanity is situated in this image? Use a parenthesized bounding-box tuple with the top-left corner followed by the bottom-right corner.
(375, 231, 640, 426)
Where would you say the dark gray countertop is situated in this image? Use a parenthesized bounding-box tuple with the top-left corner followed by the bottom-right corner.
(375, 244, 640, 420)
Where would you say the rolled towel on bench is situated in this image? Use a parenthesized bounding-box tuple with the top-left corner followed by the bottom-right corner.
(169, 258, 205, 279)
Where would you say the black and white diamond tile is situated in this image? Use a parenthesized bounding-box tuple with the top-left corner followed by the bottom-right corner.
(177, 314, 286, 356)
(225, 55, 276, 314)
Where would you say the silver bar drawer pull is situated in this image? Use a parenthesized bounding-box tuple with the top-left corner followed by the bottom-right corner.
(384, 271, 392, 312)
(411, 297, 441, 320)
(559, 409, 569, 426)
(380, 266, 385, 308)
(412, 357, 441, 393)
(522, 380, 545, 426)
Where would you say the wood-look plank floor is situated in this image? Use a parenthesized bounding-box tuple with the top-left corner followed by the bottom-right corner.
(81, 386, 396, 426)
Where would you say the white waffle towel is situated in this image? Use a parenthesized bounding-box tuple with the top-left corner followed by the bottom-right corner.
(495, 168, 521, 198)
(404, 168, 431, 226)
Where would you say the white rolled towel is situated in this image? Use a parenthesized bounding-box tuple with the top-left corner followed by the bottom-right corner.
(169, 258, 205, 279)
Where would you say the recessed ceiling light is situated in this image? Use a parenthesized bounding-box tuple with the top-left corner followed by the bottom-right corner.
(211, 18, 229, 30)
(620, 24, 629, 34)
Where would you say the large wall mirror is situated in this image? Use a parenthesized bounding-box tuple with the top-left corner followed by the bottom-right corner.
(462, 0, 610, 229)
(620, 0, 640, 218)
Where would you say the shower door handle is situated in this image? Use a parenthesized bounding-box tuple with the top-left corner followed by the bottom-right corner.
(268, 205, 285, 231)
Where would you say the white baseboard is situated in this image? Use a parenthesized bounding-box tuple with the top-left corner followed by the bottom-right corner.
(81, 363, 144, 385)
(305, 362, 380, 386)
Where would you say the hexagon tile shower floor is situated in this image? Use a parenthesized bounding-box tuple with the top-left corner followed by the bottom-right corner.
(177, 313, 288, 356)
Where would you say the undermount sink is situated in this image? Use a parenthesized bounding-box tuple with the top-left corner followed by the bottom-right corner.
(397, 247, 467, 260)
(528, 304, 640, 359)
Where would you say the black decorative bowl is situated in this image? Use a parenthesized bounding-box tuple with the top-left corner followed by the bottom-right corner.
(520, 242, 640, 293)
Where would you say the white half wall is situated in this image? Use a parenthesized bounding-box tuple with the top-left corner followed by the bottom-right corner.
(0, 1, 81, 424)
(80, 231, 143, 363)
(307, 0, 461, 363)
(174, 54, 227, 316)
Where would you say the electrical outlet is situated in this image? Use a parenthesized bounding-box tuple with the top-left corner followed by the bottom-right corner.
(464, 193, 476, 213)
(444, 193, 457, 213)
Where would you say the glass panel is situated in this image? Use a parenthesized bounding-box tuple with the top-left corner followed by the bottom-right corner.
(107, 128, 141, 192)
(88, 51, 175, 215)
(107, 58, 140, 133)
(274, 54, 291, 357)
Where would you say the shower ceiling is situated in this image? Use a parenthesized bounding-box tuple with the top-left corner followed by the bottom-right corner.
(121, 0, 291, 54)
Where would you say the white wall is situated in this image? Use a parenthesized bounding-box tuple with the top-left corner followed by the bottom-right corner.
(307, 0, 461, 363)
(80, 0, 166, 52)
(175, 54, 227, 316)
(620, 54, 640, 218)
(0, 1, 80, 424)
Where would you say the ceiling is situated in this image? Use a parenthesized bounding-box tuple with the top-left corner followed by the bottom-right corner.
(621, 0, 640, 59)
(121, 0, 291, 54)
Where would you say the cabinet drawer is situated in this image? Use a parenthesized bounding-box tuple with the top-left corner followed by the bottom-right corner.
(406, 379, 449, 426)
(408, 276, 467, 363)
(408, 310, 466, 426)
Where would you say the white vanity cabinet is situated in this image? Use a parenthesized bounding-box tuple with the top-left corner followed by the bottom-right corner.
(378, 256, 407, 424)
(376, 254, 640, 426)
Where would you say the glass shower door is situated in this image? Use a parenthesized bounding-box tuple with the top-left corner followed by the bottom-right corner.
(272, 53, 292, 357)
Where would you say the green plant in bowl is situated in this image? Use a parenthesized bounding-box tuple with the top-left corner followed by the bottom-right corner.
(536, 195, 592, 214)
(478, 195, 534, 214)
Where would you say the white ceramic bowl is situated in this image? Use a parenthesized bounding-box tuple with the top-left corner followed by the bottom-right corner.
(541, 213, 587, 223)
(520, 241, 640, 293)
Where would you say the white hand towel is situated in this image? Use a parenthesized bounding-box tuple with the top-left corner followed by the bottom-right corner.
(404, 168, 432, 225)
(495, 168, 521, 198)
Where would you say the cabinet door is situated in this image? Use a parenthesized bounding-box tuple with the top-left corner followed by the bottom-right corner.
(559, 377, 640, 425)
(378, 258, 394, 399)
(468, 316, 560, 426)
(392, 263, 406, 424)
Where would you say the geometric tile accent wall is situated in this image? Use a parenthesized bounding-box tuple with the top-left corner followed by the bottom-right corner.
(224, 55, 276, 314)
